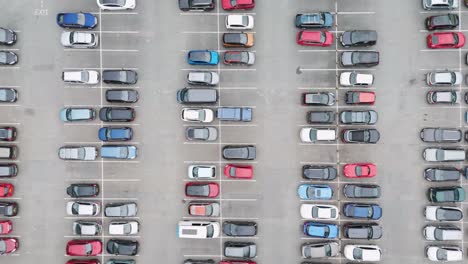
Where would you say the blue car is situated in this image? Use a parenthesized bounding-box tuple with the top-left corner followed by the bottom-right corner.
(98, 127, 133, 141)
(101, 145, 137, 160)
(187, 50, 219, 65)
(343, 203, 382, 220)
(57, 12, 97, 29)
(297, 184, 333, 200)
(303, 222, 338, 238)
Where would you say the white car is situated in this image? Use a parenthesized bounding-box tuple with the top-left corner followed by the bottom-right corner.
(59, 146, 97, 161)
(109, 221, 139, 235)
(177, 221, 220, 239)
(300, 128, 336, 143)
(225, 15, 254, 30)
(61, 31, 99, 48)
(188, 165, 216, 179)
(181, 108, 214, 123)
(300, 204, 338, 220)
(423, 148, 465, 162)
(423, 225, 462, 241)
(340, 72, 374, 86)
(66, 201, 100, 216)
(344, 244, 382, 262)
(424, 206, 463, 221)
(62, 70, 100, 85)
(426, 71, 462, 86)
(426, 246, 463, 262)
(97, 0, 136, 10)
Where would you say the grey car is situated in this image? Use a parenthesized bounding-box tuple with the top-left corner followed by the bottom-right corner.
(60, 107, 95, 122)
(303, 92, 335, 106)
(0, 88, 17, 103)
(301, 242, 339, 259)
(222, 221, 257, 237)
(420, 128, 462, 143)
(99, 107, 135, 122)
(101, 145, 137, 160)
(343, 184, 381, 198)
(183, 260, 215, 264)
(302, 165, 337, 180)
(103, 70, 138, 85)
(73, 221, 102, 236)
(340, 110, 378, 125)
(185, 127, 218, 141)
(0, 51, 17, 65)
(343, 223, 382, 240)
(340, 30, 377, 47)
(187, 71, 219, 86)
(341, 51, 379, 67)
(106, 89, 139, 103)
(425, 167, 461, 182)
(307, 111, 335, 124)
(224, 242, 256, 259)
(0, 28, 16, 45)
(222, 145, 256, 160)
(105, 202, 137, 217)
(423, 0, 458, 10)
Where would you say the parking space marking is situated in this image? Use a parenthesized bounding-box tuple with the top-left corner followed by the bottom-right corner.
(183, 198, 257, 202)
(64, 49, 139, 52)
(179, 12, 256, 16)
(90, 30, 139, 34)
(298, 49, 379, 53)
(64, 86, 141, 89)
(91, 12, 139, 15)
(218, 86, 257, 90)
(181, 68, 256, 72)
(66, 179, 141, 182)
(184, 142, 257, 145)
(299, 68, 377, 71)
(64, 197, 138, 200)
(183, 124, 258, 127)
(184, 160, 258, 164)
(64, 67, 139, 70)
(64, 123, 140, 126)
(64, 235, 141, 238)
(183, 179, 256, 182)
(181, 31, 257, 34)
(0, 67, 20, 70)
(64, 141, 140, 145)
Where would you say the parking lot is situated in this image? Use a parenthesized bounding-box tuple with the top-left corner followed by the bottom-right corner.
(1, 0, 468, 263)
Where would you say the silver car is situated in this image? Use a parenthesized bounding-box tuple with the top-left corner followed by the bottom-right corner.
(302, 242, 339, 258)
(61, 31, 99, 48)
(340, 110, 378, 125)
(420, 128, 462, 143)
(104, 202, 138, 217)
(73, 221, 102, 236)
(426, 71, 462, 86)
(187, 71, 219, 86)
(423, 0, 459, 10)
(185, 127, 218, 141)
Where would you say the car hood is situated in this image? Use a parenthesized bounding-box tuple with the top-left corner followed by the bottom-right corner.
(341, 52, 353, 65)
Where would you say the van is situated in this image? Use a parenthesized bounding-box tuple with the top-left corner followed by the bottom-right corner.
(177, 221, 220, 239)
(177, 88, 218, 104)
(423, 148, 465, 162)
(0, 146, 17, 159)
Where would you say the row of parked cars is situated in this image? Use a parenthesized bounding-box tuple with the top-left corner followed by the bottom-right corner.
(296, 11, 383, 262)
(177, 0, 260, 262)
(420, 1, 467, 262)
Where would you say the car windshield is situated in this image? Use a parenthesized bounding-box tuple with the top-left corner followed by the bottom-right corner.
(119, 147, 129, 158)
(307, 187, 317, 198)
(123, 223, 132, 234)
(319, 32, 326, 43)
(104, 0, 125, 6)
(434, 229, 444, 240)
(311, 207, 319, 218)
(437, 249, 448, 261)
(0, 53, 6, 63)
(436, 150, 445, 161)
(324, 244, 332, 256)
(453, 34, 459, 44)
(302, 14, 323, 25)
(0, 30, 6, 42)
(206, 225, 214, 237)
(230, 167, 237, 176)
(241, 16, 249, 26)
(205, 205, 213, 215)
(81, 71, 89, 81)
(355, 166, 363, 175)
(72, 203, 80, 214)
(309, 129, 317, 140)
(239, 34, 247, 44)
(353, 248, 363, 260)
(84, 243, 92, 254)
(77, 13, 85, 25)
(0, 241, 5, 252)
(367, 207, 373, 217)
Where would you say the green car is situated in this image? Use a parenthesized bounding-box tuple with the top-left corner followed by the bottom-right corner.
(428, 187, 466, 203)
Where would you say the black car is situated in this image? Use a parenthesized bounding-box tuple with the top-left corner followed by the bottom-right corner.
(307, 111, 335, 124)
(341, 51, 379, 67)
(426, 14, 459, 30)
(0, 28, 17, 45)
(66, 183, 99, 198)
(0, 88, 18, 103)
(222, 33, 253, 48)
(0, 127, 16, 141)
(302, 165, 337, 180)
(184, 260, 215, 264)
(222, 145, 256, 160)
(342, 129, 380, 144)
(425, 167, 461, 182)
(102, 70, 138, 85)
(343, 223, 382, 240)
(421, 128, 462, 143)
(99, 107, 135, 122)
(106, 239, 139, 256)
(0, 164, 17, 177)
(343, 184, 381, 198)
(222, 221, 257, 237)
(0, 202, 18, 217)
(340, 30, 377, 47)
(179, 0, 214, 11)
(106, 89, 139, 103)
(0, 51, 17, 65)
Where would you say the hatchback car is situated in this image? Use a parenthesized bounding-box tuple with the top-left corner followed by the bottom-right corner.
(426, 14, 459, 30)
(425, 167, 461, 182)
(56, 12, 97, 29)
(108, 221, 139, 235)
(188, 165, 216, 179)
(0, 28, 16, 45)
(425, 206, 463, 221)
(300, 204, 339, 220)
(423, 224, 462, 241)
(0, 220, 12, 235)
(188, 202, 220, 217)
(306, 111, 335, 124)
(426, 246, 463, 262)
(60, 108, 95, 122)
(420, 128, 462, 143)
(224, 164, 253, 179)
(427, 32, 465, 49)
(296, 31, 333, 47)
(343, 203, 382, 220)
(222, 145, 256, 160)
(224, 242, 256, 259)
(295, 12, 333, 28)
(61, 31, 98, 48)
(303, 222, 338, 239)
(340, 30, 377, 47)
(343, 163, 376, 178)
(301, 242, 339, 259)
(226, 15, 254, 30)
(0, 88, 17, 102)
(300, 128, 336, 143)
(342, 129, 380, 144)
(302, 92, 335, 106)
(59, 146, 97, 161)
(62, 70, 100, 84)
(106, 239, 138, 256)
(345, 91, 375, 105)
(188, 50, 219, 65)
(99, 107, 135, 122)
(343, 184, 381, 199)
(340, 72, 374, 86)
(67, 183, 99, 198)
(98, 127, 133, 141)
(340, 110, 378, 125)
(427, 71, 462, 86)
(223, 33, 254, 48)
(224, 51, 255, 65)
(102, 70, 138, 84)
(423, 148, 465, 162)
(0, 164, 17, 178)
(427, 90, 459, 104)
(97, 0, 136, 10)
(221, 0, 255, 10)
(423, 0, 459, 10)
(0, 51, 17, 65)
(343, 223, 382, 240)
(104, 202, 137, 217)
(341, 51, 379, 67)
(179, 0, 214, 11)
(66, 240, 102, 256)
(73, 221, 102, 236)
(223, 221, 257, 237)
(0, 183, 13, 198)
(187, 71, 219, 86)
(297, 184, 333, 200)
(182, 108, 214, 123)
(302, 165, 337, 180)
(101, 145, 137, 160)
(344, 245, 381, 262)
(0, 238, 18, 255)
(185, 126, 218, 141)
(0, 202, 17, 217)
(66, 201, 100, 216)
(105, 260, 135, 264)
(106, 89, 139, 103)
(0, 127, 16, 141)
(185, 182, 219, 198)
(428, 186, 466, 203)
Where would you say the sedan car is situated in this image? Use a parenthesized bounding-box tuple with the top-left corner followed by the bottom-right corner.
(97, 0, 136, 10)
(424, 167, 461, 182)
(300, 204, 339, 220)
(223, 33, 254, 48)
(66, 240, 102, 256)
(221, 0, 255, 10)
(106, 89, 139, 103)
(188, 202, 220, 217)
(423, 224, 462, 241)
(340, 72, 374, 86)
(426, 246, 463, 262)
(340, 110, 378, 125)
(223, 51, 255, 65)
(187, 71, 219, 86)
(226, 15, 254, 30)
(0, 202, 17, 217)
(188, 165, 216, 179)
(427, 32, 465, 49)
(61, 31, 98, 48)
(188, 50, 219, 65)
(302, 92, 335, 106)
(0, 183, 13, 198)
(103, 69, 137, 84)
(62, 70, 100, 84)
(73, 221, 102, 236)
(106, 239, 138, 256)
(307, 111, 335, 124)
(104, 202, 137, 217)
(56, 12, 97, 29)
(182, 108, 214, 123)
(341, 51, 379, 67)
(298, 184, 333, 200)
(0, 88, 17, 103)
(98, 127, 133, 141)
(178, 0, 214, 11)
(224, 164, 253, 179)
(420, 128, 462, 143)
(0, 28, 16, 45)
(0, 220, 12, 235)
(59, 146, 97, 161)
(101, 145, 137, 160)
(428, 186, 466, 203)
(303, 222, 338, 239)
(427, 71, 462, 86)
(109, 221, 139, 235)
(345, 91, 375, 105)
(296, 31, 333, 47)
(343, 163, 376, 178)
(425, 206, 463, 221)
(301, 242, 339, 259)
(426, 14, 459, 30)
(343, 203, 382, 220)
(423, 0, 459, 10)
(223, 221, 257, 237)
(66, 201, 100, 216)
(343, 223, 382, 240)
(185, 126, 218, 141)
(99, 107, 135, 122)
(344, 245, 381, 262)
(60, 108, 95, 122)
(295, 12, 333, 28)
(342, 129, 380, 144)
(0, 127, 16, 141)
(427, 90, 459, 104)
(222, 145, 256, 160)
(185, 182, 219, 198)
(343, 184, 381, 199)
(0, 238, 18, 255)
(67, 183, 99, 198)
(302, 166, 337, 180)
(340, 30, 377, 47)
(0, 51, 17, 65)
(224, 242, 256, 259)
(0, 164, 17, 178)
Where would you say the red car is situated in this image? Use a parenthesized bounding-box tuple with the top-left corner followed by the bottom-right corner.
(185, 182, 219, 198)
(0, 220, 12, 235)
(296, 31, 333, 47)
(345, 91, 375, 105)
(220, 261, 256, 264)
(0, 183, 14, 197)
(343, 163, 376, 178)
(66, 260, 100, 264)
(222, 0, 255, 10)
(0, 238, 18, 255)
(224, 164, 253, 179)
(427, 32, 465, 49)
(66, 240, 102, 256)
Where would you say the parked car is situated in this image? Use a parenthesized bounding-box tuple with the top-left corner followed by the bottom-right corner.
(420, 128, 462, 143)
(59, 146, 97, 161)
(426, 14, 459, 30)
(223, 221, 257, 237)
(0, 28, 16, 45)
(303, 222, 338, 238)
(73, 221, 102, 236)
(302, 166, 337, 180)
(343, 203, 382, 220)
(306, 111, 335, 124)
(67, 183, 99, 198)
(61, 31, 98, 48)
(296, 30, 333, 47)
(222, 145, 256, 160)
(106, 89, 139, 103)
(105, 203, 137, 217)
(301, 242, 339, 259)
(102, 70, 138, 84)
(424, 167, 461, 182)
(67, 260, 100, 264)
(427, 90, 459, 104)
(106, 239, 139, 256)
(224, 164, 253, 179)
(185, 182, 219, 198)
(185, 260, 215, 264)
(340, 30, 377, 47)
(343, 184, 381, 199)
(177, 88, 218, 104)
(0, 51, 17, 65)
(60, 108, 95, 122)
(62, 70, 99, 84)
(423, 224, 462, 241)
(221, 0, 255, 10)
(423, 148, 465, 162)
(428, 186, 465, 203)
(66, 201, 100, 216)
(344, 245, 381, 262)
(188, 165, 216, 179)
(425, 206, 463, 221)
(97, 0, 136, 10)
(340, 110, 378, 125)
(427, 70, 462, 86)
(423, 0, 459, 10)
(0, 238, 18, 255)
(185, 126, 218, 141)
(99, 107, 135, 122)
(0, 220, 12, 235)
(187, 50, 219, 65)
(343, 223, 382, 240)
(302, 92, 335, 106)
(300, 204, 339, 220)
(298, 184, 333, 200)
(340, 72, 374, 86)
(101, 145, 137, 160)
(224, 242, 256, 259)
(0, 202, 17, 217)
(226, 15, 254, 30)
(342, 129, 380, 143)
(109, 221, 139, 235)
(188, 202, 220, 217)
(426, 246, 463, 262)
(178, 0, 214, 11)
(345, 91, 375, 105)
(341, 51, 379, 67)
(0, 146, 17, 160)
(56, 12, 97, 29)
(177, 221, 220, 239)
(223, 51, 255, 65)
(0, 127, 16, 141)
(295, 12, 333, 28)
(300, 128, 336, 143)
(0, 88, 17, 102)
(182, 108, 214, 123)
(99, 127, 133, 141)
(223, 33, 254, 48)
(187, 71, 219, 86)
(427, 32, 465, 49)
(217, 107, 252, 122)
(66, 240, 102, 256)
(0, 183, 13, 197)
(0, 164, 17, 178)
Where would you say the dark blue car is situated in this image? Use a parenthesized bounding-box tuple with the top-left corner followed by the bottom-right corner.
(57, 12, 97, 29)
(343, 203, 382, 220)
(303, 222, 338, 238)
(98, 127, 133, 141)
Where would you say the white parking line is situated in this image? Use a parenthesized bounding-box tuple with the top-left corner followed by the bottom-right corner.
(64, 235, 141, 238)
(63, 160, 140, 164)
(91, 12, 139, 15)
(64, 197, 138, 200)
(298, 49, 379, 53)
(0, 104, 20, 107)
(179, 12, 256, 16)
(420, 49, 467, 52)
(183, 255, 221, 258)
(183, 179, 256, 182)
(63, 67, 139, 70)
(219, 87, 257, 90)
(183, 124, 258, 127)
(65, 141, 140, 145)
(300, 68, 377, 71)
(64, 49, 139, 52)
(182, 216, 258, 220)
(184, 142, 257, 145)
(183, 198, 257, 202)
(66, 179, 141, 182)
(332, 11, 376, 15)
(0, 67, 20, 70)
(64, 123, 140, 126)
(90, 31, 139, 34)
(181, 31, 257, 34)
(184, 160, 258, 164)
(181, 68, 256, 72)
